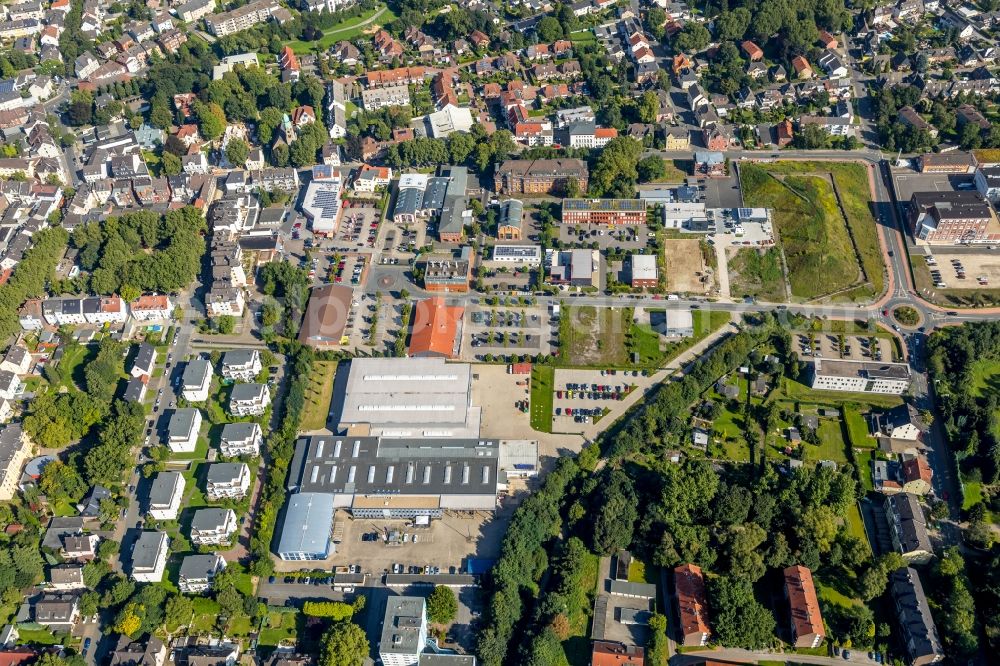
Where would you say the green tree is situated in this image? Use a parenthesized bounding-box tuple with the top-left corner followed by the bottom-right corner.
(217, 315, 236, 334)
(165, 594, 194, 631)
(675, 23, 710, 52)
(591, 470, 637, 554)
(319, 621, 369, 666)
(536, 16, 563, 42)
(161, 151, 182, 176)
(225, 138, 249, 167)
(195, 102, 226, 141)
(637, 156, 667, 183)
(303, 601, 356, 620)
(709, 575, 776, 649)
(427, 585, 458, 624)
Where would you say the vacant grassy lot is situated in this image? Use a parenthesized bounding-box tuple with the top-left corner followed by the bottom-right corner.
(727, 246, 786, 302)
(742, 166, 857, 299)
(755, 161, 883, 299)
(529, 365, 554, 433)
(843, 406, 877, 449)
(559, 306, 629, 366)
(803, 420, 850, 464)
(300, 360, 337, 431)
(627, 310, 730, 369)
(287, 5, 396, 53)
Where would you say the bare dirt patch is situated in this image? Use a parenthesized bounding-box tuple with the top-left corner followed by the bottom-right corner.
(663, 239, 712, 293)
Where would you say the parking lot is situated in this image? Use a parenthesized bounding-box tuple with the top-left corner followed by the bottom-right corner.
(558, 222, 655, 251)
(332, 203, 382, 251)
(551, 368, 643, 432)
(795, 333, 892, 362)
(921, 251, 1000, 289)
(464, 306, 554, 358)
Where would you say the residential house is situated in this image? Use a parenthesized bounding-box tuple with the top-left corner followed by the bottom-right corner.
(674, 563, 709, 646)
(784, 565, 825, 648)
(178, 554, 226, 594)
(220, 350, 261, 382)
(130, 343, 156, 379)
(181, 359, 213, 402)
(110, 636, 166, 666)
(34, 594, 79, 631)
(885, 493, 934, 563)
(130, 531, 169, 582)
(890, 568, 944, 666)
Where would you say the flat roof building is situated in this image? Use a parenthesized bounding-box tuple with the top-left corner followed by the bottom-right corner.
(630, 253, 657, 288)
(908, 190, 1000, 244)
(333, 357, 480, 438)
(561, 198, 647, 225)
(491, 244, 541, 264)
(494, 158, 589, 195)
(379, 596, 428, 666)
(286, 435, 504, 519)
(276, 492, 335, 561)
(809, 358, 911, 394)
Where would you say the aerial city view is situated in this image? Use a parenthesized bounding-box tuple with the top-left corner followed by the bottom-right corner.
(0, 0, 999, 664)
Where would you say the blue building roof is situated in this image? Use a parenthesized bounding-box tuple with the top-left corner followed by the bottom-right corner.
(276, 492, 335, 559)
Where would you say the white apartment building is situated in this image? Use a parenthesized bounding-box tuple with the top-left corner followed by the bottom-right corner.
(379, 597, 429, 666)
(810, 358, 911, 394)
(181, 359, 213, 402)
(189, 508, 238, 546)
(220, 349, 261, 382)
(130, 531, 169, 582)
(205, 462, 251, 501)
(166, 408, 202, 453)
(178, 554, 226, 594)
(147, 472, 185, 521)
(204, 0, 279, 37)
(229, 383, 271, 417)
(0, 424, 29, 501)
(219, 422, 262, 458)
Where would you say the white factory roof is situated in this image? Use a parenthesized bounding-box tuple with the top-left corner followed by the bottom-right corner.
(337, 357, 480, 437)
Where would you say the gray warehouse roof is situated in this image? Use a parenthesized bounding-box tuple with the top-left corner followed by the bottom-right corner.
(288, 435, 500, 497)
(276, 492, 334, 556)
(335, 357, 479, 435)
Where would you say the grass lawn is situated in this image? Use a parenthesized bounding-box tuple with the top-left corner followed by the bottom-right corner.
(845, 504, 871, 552)
(817, 580, 862, 608)
(628, 559, 658, 584)
(259, 609, 299, 647)
(170, 435, 210, 462)
(843, 406, 877, 449)
(16, 627, 63, 645)
(286, 4, 396, 53)
(858, 450, 876, 492)
(741, 164, 860, 301)
(629, 310, 731, 369)
(300, 360, 336, 431)
(963, 481, 983, 510)
(968, 359, 1000, 397)
(727, 246, 787, 302)
(803, 420, 849, 464)
(568, 29, 596, 44)
(559, 306, 629, 366)
(529, 365, 554, 433)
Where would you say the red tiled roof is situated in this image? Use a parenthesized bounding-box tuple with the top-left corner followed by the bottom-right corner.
(784, 565, 824, 642)
(591, 641, 644, 666)
(409, 297, 463, 358)
(675, 563, 709, 641)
